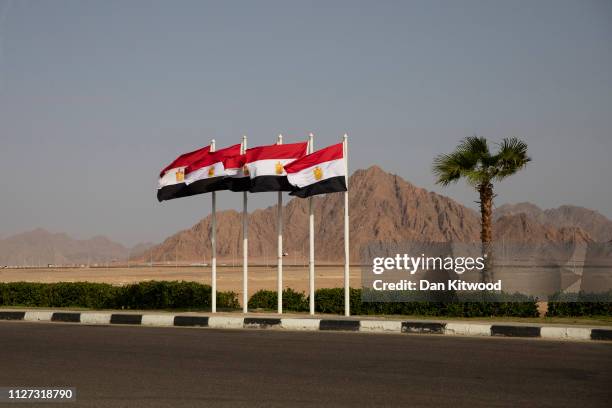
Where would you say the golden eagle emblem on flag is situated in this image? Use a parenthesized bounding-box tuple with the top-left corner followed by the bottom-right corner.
(275, 161, 284, 175)
(175, 168, 185, 182)
(243, 165, 250, 176)
(208, 166, 215, 177)
(313, 166, 323, 180)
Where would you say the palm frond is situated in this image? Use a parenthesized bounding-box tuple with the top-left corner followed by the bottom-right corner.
(432, 140, 485, 185)
(457, 136, 491, 161)
(432, 152, 466, 185)
(494, 137, 531, 180)
(433, 136, 492, 186)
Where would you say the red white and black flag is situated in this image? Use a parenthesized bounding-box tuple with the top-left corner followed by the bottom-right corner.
(285, 142, 347, 198)
(222, 153, 251, 192)
(157, 145, 211, 202)
(245, 142, 308, 192)
(184, 144, 241, 194)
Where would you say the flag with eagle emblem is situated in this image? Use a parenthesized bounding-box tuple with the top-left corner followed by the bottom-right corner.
(184, 143, 242, 194)
(245, 142, 308, 192)
(157, 145, 211, 202)
(222, 152, 251, 192)
(285, 142, 347, 198)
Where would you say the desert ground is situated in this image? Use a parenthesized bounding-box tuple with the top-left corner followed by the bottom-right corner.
(0, 265, 360, 298)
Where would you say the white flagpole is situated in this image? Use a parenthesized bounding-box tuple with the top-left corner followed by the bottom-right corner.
(343, 134, 350, 316)
(277, 133, 283, 314)
(210, 139, 217, 313)
(242, 135, 248, 314)
(308, 133, 315, 315)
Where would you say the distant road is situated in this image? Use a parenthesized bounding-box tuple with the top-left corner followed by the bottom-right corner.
(0, 322, 610, 407)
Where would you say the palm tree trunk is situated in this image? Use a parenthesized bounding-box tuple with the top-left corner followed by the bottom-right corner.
(478, 182, 494, 283)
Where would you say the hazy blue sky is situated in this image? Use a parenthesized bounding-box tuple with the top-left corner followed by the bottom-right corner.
(1, 0, 611, 245)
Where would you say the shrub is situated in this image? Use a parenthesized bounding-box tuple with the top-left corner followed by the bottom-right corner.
(248, 287, 539, 317)
(547, 291, 612, 317)
(0, 281, 239, 311)
(0, 281, 547, 317)
(248, 289, 308, 311)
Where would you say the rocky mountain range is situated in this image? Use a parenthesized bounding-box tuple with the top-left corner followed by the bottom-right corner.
(143, 166, 609, 264)
(145, 166, 482, 264)
(0, 229, 152, 267)
(494, 202, 612, 242)
(3, 166, 610, 266)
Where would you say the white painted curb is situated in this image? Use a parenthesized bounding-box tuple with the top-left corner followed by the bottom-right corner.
(280, 318, 321, 331)
(80, 313, 111, 325)
(141, 314, 175, 326)
(541, 327, 591, 340)
(445, 323, 492, 336)
(359, 320, 402, 333)
(4, 309, 610, 342)
(24, 311, 54, 322)
(208, 316, 244, 329)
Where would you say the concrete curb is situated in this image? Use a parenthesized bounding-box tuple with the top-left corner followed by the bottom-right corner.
(1, 310, 610, 342)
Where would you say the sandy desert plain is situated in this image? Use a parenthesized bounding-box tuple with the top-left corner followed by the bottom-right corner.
(0, 265, 361, 299)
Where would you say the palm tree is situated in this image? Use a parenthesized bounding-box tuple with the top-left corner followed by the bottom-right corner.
(433, 136, 531, 282)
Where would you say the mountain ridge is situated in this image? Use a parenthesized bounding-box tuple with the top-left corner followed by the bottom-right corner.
(495, 202, 612, 242)
(0, 229, 151, 266)
(3, 166, 610, 266)
(142, 166, 605, 264)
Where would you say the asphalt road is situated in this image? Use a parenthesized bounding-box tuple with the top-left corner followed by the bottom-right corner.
(0, 322, 610, 407)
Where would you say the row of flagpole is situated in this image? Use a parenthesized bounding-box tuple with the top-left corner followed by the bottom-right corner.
(206, 133, 349, 316)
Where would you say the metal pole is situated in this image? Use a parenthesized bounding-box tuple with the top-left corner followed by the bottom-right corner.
(308, 133, 315, 315)
(343, 134, 350, 316)
(277, 133, 283, 314)
(242, 135, 249, 314)
(210, 139, 217, 313)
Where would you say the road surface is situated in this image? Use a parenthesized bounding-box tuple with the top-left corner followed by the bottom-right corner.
(0, 322, 610, 407)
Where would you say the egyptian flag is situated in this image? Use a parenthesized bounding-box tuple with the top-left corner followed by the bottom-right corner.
(184, 144, 241, 194)
(157, 145, 211, 202)
(222, 153, 251, 192)
(285, 142, 347, 198)
(245, 142, 308, 192)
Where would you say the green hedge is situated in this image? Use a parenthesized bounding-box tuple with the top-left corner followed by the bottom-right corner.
(248, 287, 539, 317)
(546, 291, 612, 317)
(248, 288, 308, 312)
(0, 281, 239, 310)
(14, 281, 611, 317)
